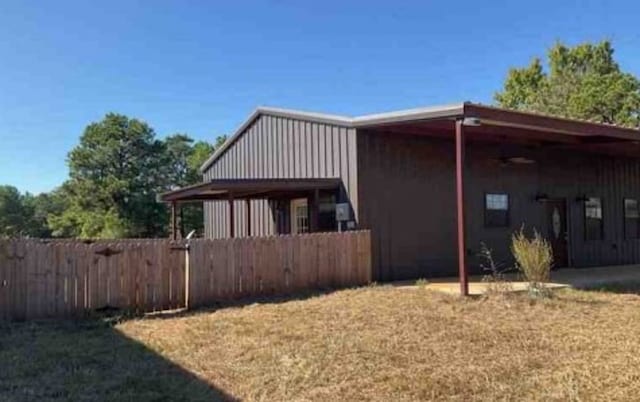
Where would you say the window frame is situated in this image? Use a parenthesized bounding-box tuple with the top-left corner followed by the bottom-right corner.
(484, 192, 510, 228)
(584, 197, 604, 241)
(623, 198, 640, 239)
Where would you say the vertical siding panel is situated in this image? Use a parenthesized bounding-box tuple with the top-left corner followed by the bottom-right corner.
(249, 123, 264, 178)
(340, 127, 349, 195)
(252, 126, 257, 178)
(288, 119, 296, 177)
(275, 118, 281, 177)
(319, 124, 327, 176)
(268, 116, 275, 178)
(305, 121, 312, 177)
(276, 118, 284, 178)
(232, 141, 239, 177)
(282, 118, 289, 177)
(305, 122, 313, 178)
(270, 116, 277, 178)
(300, 121, 307, 177)
(312, 123, 320, 178)
(300, 120, 307, 178)
(347, 128, 359, 222)
(238, 136, 244, 178)
(263, 117, 270, 178)
(295, 120, 302, 178)
(332, 126, 340, 177)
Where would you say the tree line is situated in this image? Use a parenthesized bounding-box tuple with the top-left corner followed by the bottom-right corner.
(2, 40, 639, 239)
(0, 113, 225, 238)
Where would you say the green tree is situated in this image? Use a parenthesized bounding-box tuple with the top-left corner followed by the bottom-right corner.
(50, 114, 166, 238)
(0, 186, 27, 237)
(495, 40, 640, 127)
(21, 190, 68, 237)
(162, 134, 223, 237)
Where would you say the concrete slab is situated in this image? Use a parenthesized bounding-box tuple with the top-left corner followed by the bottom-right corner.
(391, 264, 640, 296)
(393, 280, 568, 296)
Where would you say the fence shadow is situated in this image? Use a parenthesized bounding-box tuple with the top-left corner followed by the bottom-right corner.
(0, 319, 238, 401)
(141, 286, 344, 322)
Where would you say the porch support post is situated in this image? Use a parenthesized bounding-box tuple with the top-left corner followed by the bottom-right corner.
(170, 201, 178, 241)
(310, 188, 320, 232)
(228, 193, 235, 238)
(455, 119, 469, 296)
(245, 198, 251, 237)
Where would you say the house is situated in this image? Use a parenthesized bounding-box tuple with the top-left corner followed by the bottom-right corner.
(160, 102, 640, 286)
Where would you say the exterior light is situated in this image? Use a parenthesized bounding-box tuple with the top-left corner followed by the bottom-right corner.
(462, 117, 481, 127)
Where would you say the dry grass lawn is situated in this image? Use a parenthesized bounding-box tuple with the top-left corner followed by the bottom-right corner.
(3, 285, 640, 401)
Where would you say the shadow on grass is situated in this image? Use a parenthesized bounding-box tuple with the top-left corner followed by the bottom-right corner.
(141, 286, 346, 322)
(0, 318, 238, 401)
(576, 280, 640, 295)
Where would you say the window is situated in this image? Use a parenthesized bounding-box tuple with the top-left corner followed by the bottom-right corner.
(485, 193, 509, 227)
(624, 198, 640, 239)
(291, 198, 309, 234)
(584, 197, 603, 241)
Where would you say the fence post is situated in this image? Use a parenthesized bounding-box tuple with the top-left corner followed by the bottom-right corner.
(184, 241, 190, 310)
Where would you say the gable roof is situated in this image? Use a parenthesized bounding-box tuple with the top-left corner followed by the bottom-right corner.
(200, 102, 640, 172)
(200, 103, 465, 172)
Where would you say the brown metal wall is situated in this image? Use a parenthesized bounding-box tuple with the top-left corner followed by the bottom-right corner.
(203, 114, 358, 238)
(357, 129, 640, 281)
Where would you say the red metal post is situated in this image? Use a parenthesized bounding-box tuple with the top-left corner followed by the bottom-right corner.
(455, 119, 469, 296)
(228, 193, 235, 238)
(245, 198, 251, 237)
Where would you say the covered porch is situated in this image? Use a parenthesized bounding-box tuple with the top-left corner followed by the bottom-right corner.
(158, 178, 344, 240)
(358, 103, 640, 295)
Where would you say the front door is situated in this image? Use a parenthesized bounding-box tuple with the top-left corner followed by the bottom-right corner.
(546, 199, 568, 268)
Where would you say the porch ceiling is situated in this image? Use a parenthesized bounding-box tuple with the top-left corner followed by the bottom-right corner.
(361, 103, 640, 158)
(158, 178, 341, 203)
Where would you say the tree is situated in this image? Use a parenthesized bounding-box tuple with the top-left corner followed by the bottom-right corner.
(495, 40, 640, 127)
(0, 186, 27, 237)
(21, 190, 68, 237)
(0, 186, 60, 237)
(162, 134, 225, 237)
(49, 114, 167, 238)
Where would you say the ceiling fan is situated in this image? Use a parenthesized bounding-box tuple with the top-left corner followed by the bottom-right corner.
(491, 156, 536, 166)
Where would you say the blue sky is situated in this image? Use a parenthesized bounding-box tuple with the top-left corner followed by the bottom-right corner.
(1, 0, 639, 194)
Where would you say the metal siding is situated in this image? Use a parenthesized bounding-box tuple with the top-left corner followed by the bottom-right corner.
(358, 129, 640, 281)
(203, 114, 357, 239)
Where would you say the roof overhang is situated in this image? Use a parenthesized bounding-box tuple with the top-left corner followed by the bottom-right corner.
(158, 178, 342, 203)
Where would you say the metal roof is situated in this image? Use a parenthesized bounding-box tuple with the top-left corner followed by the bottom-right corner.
(200, 102, 640, 172)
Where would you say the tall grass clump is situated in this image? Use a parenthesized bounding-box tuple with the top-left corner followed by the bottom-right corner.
(511, 227, 553, 297)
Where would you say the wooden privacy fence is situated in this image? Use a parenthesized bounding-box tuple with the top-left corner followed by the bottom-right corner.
(0, 239, 186, 321)
(188, 230, 372, 308)
(0, 230, 372, 321)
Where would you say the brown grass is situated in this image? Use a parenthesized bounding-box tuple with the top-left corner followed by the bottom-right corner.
(4, 286, 640, 401)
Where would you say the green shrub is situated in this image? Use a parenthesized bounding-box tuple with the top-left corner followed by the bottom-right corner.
(511, 227, 553, 297)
